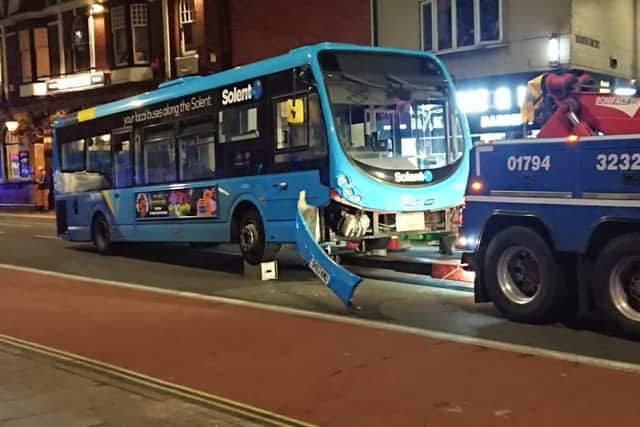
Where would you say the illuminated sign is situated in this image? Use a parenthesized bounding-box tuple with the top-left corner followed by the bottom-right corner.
(480, 113, 521, 128)
(47, 71, 105, 93)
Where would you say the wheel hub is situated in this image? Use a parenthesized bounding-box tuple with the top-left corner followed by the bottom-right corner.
(610, 257, 640, 321)
(240, 223, 258, 252)
(497, 247, 542, 305)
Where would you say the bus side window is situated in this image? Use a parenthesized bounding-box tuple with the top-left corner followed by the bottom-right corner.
(60, 139, 86, 171)
(87, 134, 112, 184)
(143, 124, 177, 184)
(218, 105, 259, 143)
(179, 117, 216, 181)
(274, 92, 326, 164)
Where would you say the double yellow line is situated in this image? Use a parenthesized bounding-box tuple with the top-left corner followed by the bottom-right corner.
(0, 334, 315, 427)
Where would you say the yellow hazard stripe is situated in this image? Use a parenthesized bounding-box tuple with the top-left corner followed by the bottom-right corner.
(77, 107, 96, 123)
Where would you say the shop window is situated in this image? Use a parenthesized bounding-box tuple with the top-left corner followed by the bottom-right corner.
(4, 144, 20, 179)
(218, 106, 259, 143)
(420, 0, 502, 52)
(179, 0, 196, 55)
(87, 134, 112, 179)
(19, 29, 31, 82)
(131, 3, 149, 64)
(111, 5, 129, 66)
(72, 15, 90, 72)
(61, 139, 85, 171)
(34, 27, 50, 78)
(143, 125, 176, 184)
(179, 118, 216, 181)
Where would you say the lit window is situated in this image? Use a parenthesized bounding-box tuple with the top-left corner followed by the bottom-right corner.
(34, 28, 50, 78)
(131, 3, 149, 64)
(111, 5, 128, 66)
(420, 0, 502, 52)
(72, 16, 90, 72)
(179, 0, 196, 55)
(18, 30, 31, 82)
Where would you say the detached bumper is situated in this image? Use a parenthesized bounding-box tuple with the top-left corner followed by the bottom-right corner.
(295, 191, 362, 306)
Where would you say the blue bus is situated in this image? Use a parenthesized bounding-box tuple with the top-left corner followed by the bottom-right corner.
(52, 42, 471, 265)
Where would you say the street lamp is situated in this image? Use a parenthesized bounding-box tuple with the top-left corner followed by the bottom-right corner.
(90, 3, 105, 15)
(5, 121, 18, 133)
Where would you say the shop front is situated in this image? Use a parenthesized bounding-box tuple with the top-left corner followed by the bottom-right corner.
(0, 80, 157, 210)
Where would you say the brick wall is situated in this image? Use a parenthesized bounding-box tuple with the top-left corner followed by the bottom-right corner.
(229, 0, 371, 66)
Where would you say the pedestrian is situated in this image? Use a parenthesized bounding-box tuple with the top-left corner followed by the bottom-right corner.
(35, 167, 50, 212)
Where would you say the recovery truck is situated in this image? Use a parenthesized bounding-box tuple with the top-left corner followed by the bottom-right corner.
(457, 71, 640, 336)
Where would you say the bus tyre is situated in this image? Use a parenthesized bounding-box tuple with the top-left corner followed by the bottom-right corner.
(237, 208, 278, 265)
(92, 214, 116, 256)
(593, 234, 640, 338)
(484, 226, 566, 323)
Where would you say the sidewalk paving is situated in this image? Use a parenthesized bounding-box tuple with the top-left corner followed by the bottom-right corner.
(1, 267, 640, 426)
(0, 341, 255, 427)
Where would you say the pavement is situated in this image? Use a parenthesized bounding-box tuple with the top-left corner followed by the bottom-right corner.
(0, 341, 255, 427)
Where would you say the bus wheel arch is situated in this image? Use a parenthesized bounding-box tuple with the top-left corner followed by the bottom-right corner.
(231, 201, 279, 265)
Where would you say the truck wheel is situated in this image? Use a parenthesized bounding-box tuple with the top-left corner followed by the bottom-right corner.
(593, 234, 640, 337)
(237, 208, 279, 265)
(484, 226, 566, 323)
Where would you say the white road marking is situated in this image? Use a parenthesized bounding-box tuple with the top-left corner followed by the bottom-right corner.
(33, 235, 58, 240)
(1, 262, 639, 375)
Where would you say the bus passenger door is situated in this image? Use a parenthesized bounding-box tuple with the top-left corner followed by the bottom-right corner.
(108, 130, 136, 227)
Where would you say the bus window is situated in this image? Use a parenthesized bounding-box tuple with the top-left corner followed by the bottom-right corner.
(219, 105, 259, 143)
(274, 92, 326, 164)
(113, 132, 133, 188)
(143, 124, 176, 184)
(87, 134, 112, 181)
(179, 117, 216, 181)
(61, 139, 85, 171)
(275, 97, 308, 151)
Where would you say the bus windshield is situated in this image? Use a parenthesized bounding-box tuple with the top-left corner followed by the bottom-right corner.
(319, 51, 464, 175)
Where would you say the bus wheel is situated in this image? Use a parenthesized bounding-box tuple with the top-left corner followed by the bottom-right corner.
(237, 208, 278, 265)
(593, 234, 640, 337)
(92, 214, 116, 255)
(484, 226, 566, 323)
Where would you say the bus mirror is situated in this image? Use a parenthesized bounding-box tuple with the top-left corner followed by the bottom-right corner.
(287, 99, 305, 124)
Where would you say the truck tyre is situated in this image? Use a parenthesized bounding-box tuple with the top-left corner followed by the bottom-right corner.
(592, 234, 640, 337)
(237, 208, 279, 265)
(92, 214, 117, 255)
(484, 226, 566, 323)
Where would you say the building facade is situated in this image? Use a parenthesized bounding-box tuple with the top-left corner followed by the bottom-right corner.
(0, 0, 372, 208)
(375, 0, 640, 141)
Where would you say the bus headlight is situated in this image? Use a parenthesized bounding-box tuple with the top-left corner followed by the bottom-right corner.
(336, 173, 350, 188)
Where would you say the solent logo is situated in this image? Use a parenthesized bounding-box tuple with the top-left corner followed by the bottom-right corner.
(394, 170, 434, 183)
(221, 80, 262, 106)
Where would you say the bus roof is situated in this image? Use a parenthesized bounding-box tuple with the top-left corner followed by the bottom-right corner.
(54, 42, 440, 129)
